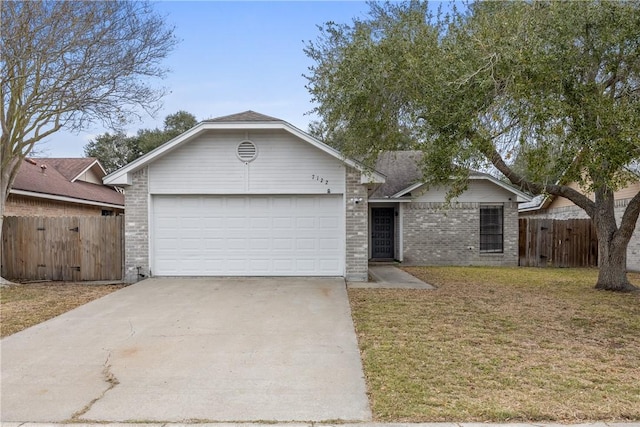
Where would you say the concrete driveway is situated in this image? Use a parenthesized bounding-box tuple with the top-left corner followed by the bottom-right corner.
(1, 277, 371, 423)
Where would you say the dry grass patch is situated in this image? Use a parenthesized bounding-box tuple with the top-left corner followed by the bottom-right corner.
(1, 282, 127, 338)
(349, 267, 640, 423)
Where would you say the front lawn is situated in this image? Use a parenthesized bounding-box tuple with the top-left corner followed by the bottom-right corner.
(0, 282, 127, 338)
(349, 267, 640, 423)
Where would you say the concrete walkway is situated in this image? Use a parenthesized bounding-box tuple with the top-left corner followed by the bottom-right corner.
(1, 278, 370, 423)
(349, 265, 435, 289)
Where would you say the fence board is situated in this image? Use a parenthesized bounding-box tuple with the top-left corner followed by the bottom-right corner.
(519, 218, 597, 268)
(2, 216, 123, 281)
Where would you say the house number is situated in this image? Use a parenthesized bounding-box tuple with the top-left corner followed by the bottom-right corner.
(311, 174, 329, 185)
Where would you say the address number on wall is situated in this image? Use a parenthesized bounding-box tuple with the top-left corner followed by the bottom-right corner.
(311, 174, 329, 185)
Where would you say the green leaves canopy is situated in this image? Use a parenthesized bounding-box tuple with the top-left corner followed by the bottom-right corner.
(305, 1, 640, 200)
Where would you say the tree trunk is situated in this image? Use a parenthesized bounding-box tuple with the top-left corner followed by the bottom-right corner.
(593, 193, 639, 292)
(596, 234, 637, 292)
(1, 162, 12, 284)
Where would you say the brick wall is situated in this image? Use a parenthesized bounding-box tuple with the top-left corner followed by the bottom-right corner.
(345, 167, 368, 281)
(5, 194, 117, 216)
(402, 202, 519, 266)
(123, 168, 149, 282)
(521, 199, 639, 271)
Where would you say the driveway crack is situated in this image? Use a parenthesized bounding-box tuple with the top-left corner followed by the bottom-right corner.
(69, 350, 120, 421)
(127, 319, 136, 338)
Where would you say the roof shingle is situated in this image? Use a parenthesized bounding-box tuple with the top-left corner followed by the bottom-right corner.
(370, 151, 424, 198)
(204, 110, 283, 123)
(11, 158, 124, 206)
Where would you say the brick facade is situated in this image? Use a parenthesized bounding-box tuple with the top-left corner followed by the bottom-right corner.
(122, 167, 524, 281)
(402, 202, 519, 266)
(123, 168, 149, 282)
(521, 199, 640, 271)
(345, 167, 369, 281)
(123, 167, 370, 282)
(5, 194, 121, 216)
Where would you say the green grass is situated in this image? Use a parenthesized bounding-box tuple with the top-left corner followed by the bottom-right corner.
(349, 267, 640, 422)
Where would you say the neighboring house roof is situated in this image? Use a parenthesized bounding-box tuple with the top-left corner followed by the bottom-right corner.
(371, 150, 532, 202)
(519, 161, 640, 213)
(42, 157, 107, 182)
(518, 194, 546, 211)
(104, 110, 386, 186)
(519, 178, 640, 213)
(11, 158, 124, 208)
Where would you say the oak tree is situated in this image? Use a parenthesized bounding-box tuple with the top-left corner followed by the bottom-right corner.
(84, 132, 142, 174)
(305, 1, 640, 291)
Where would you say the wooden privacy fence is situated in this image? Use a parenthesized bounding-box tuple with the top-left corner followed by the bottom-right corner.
(519, 218, 598, 268)
(2, 216, 123, 281)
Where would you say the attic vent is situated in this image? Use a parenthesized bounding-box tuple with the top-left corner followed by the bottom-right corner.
(237, 140, 257, 162)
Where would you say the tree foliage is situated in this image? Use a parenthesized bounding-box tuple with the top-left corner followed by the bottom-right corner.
(305, 0, 640, 291)
(137, 110, 197, 154)
(1, 0, 177, 221)
(84, 132, 142, 174)
(85, 110, 197, 173)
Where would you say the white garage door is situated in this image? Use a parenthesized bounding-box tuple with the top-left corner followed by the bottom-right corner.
(152, 195, 344, 276)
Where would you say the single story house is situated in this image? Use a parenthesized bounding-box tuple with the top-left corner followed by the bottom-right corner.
(104, 111, 531, 282)
(6, 157, 124, 216)
(519, 180, 640, 271)
(371, 151, 530, 266)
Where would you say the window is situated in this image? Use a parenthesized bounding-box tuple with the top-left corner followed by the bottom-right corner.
(480, 205, 503, 253)
(102, 210, 114, 216)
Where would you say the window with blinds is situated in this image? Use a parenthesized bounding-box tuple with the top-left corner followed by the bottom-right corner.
(480, 205, 503, 253)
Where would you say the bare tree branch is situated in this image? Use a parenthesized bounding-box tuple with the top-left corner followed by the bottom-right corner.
(1, 0, 177, 251)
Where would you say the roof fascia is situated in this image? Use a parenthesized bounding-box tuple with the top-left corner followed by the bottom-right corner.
(71, 159, 107, 182)
(390, 182, 424, 199)
(10, 189, 124, 209)
(104, 120, 386, 185)
(518, 195, 552, 212)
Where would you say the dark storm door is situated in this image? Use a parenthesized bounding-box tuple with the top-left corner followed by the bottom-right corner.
(371, 207, 395, 259)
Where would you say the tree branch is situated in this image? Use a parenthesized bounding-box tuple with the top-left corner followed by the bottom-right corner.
(485, 145, 596, 217)
(616, 189, 640, 242)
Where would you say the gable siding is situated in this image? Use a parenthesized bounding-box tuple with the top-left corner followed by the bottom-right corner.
(414, 180, 515, 203)
(148, 130, 345, 195)
(75, 168, 103, 184)
(548, 181, 640, 209)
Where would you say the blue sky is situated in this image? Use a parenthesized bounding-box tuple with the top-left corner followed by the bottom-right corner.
(42, 1, 373, 157)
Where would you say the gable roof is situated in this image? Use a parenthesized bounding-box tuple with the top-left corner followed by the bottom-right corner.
(370, 151, 424, 199)
(371, 150, 532, 202)
(204, 110, 282, 123)
(11, 158, 124, 208)
(103, 110, 386, 186)
(40, 158, 105, 182)
(519, 194, 547, 211)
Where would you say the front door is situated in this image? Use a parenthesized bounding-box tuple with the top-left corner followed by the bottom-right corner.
(371, 207, 395, 259)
